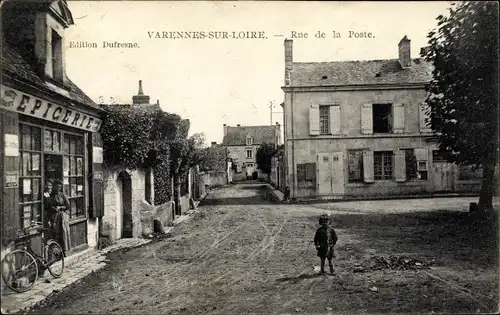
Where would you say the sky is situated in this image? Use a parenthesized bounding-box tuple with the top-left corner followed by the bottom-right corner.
(64, 1, 452, 144)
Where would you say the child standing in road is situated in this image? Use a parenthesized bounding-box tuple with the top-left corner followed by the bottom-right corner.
(314, 214, 338, 274)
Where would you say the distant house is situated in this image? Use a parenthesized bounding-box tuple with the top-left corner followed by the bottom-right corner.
(281, 36, 482, 200)
(222, 123, 281, 181)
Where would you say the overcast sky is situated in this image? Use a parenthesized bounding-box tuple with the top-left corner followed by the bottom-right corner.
(65, 1, 451, 144)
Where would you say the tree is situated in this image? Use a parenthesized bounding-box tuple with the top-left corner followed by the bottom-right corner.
(256, 143, 279, 181)
(422, 1, 498, 212)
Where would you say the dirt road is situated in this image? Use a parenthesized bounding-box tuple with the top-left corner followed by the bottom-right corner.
(30, 184, 498, 314)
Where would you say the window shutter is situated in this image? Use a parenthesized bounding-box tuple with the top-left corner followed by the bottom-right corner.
(330, 105, 341, 135)
(361, 103, 373, 134)
(363, 150, 374, 183)
(394, 150, 406, 182)
(415, 148, 429, 161)
(1, 109, 20, 241)
(309, 104, 320, 135)
(89, 133, 104, 218)
(393, 103, 405, 134)
(419, 103, 432, 133)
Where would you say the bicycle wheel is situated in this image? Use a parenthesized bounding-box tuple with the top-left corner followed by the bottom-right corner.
(46, 240, 64, 278)
(1, 249, 38, 293)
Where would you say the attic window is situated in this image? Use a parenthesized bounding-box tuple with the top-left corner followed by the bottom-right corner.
(375, 73, 381, 77)
(246, 136, 253, 146)
(321, 75, 328, 80)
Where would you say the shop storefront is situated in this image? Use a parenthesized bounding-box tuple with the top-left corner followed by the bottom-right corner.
(1, 84, 104, 255)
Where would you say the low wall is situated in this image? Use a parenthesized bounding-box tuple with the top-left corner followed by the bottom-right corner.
(180, 194, 190, 215)
(203, 171, 227, 187)
(139, 200, 175, 236)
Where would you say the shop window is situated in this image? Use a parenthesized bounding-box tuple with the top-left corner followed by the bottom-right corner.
(348, 150, 364, 182)
(44, 129, 62, 152)
(374, 151, 393, 180)
(19, 123, 43, 228)
(63, 133, 86, 218)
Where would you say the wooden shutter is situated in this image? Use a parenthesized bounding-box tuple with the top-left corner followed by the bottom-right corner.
(394, 150, 406, 182)
(361, 103, 373, 134)
(330, 105, 341, 135)
(309, 104, 320, 135)
(363, 150, 374, 183)
(415, 148, 429, 161)
(1, 109, 20, 241)
(393, 103, 405, 134)
(419, 103, 432, 133)
(89, 132, 104, 218)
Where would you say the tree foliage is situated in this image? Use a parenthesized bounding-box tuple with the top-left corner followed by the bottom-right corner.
(256, 142, 279, 175)
(422, 1, 498, 210)
(198, 145, 227, 172)
(99, 106, 203, 205)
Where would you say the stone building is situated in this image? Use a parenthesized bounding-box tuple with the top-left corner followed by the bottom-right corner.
(281, 37, 482, 200)
(99, 81, 167, 242)
(222, 123, 281, 181)
(1, 0, 105, 268)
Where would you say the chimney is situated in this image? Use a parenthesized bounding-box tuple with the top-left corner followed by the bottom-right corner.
(284, 39, 293, 86)
(156, 99, 160, 106)
(132, 80, 150, 105)
(223, 124, 228, 137)
(237, 124, 241, 127)
(211, 141, 217, 147)
(398, 36, 411, 68)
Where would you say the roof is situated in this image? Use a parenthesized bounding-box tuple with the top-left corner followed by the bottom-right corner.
(1, 37, 98, 109)
(290, 58, 433, 87)
(100, 103, 162, 112)
(222, 125, 279, 146)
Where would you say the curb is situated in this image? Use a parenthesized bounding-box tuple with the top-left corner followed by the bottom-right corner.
(261, 184, 480, 205)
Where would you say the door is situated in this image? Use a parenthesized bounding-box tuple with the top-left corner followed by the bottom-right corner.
(115, 177, 123, 240)
(317, 152, 345, 196)
(433, 162, 454, 192)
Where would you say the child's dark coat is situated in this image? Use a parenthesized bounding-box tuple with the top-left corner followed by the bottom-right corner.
(314, 225, 338, 259)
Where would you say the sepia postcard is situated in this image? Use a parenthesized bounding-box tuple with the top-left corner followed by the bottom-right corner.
(0, 1, 498, 314)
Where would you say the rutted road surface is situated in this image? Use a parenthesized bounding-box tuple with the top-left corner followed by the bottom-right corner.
(30, 184, 498, 314)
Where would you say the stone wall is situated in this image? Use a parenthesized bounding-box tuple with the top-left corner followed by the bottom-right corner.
(139, 200, 174, 236)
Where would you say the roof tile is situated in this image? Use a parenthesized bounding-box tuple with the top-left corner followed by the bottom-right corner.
(222, 125, 280, 146)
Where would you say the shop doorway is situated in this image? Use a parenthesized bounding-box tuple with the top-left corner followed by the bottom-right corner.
(117, 171, 133, 238)
(44, 154, 63, 184)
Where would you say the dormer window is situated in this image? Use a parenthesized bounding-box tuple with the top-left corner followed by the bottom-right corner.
(246, 136, 253, 146)
(51, 30, 63, 81)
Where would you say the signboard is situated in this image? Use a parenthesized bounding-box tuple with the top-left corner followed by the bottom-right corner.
(5, 171, 18, 188)
(1, 85, 102, 132)
(93, 147, 103, 163)
(4, 134, 19, 157)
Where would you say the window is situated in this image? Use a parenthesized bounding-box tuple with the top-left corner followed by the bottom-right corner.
(246, 149, 253, 159)
(246, 136, 253, 145)
(402, 149, 418, 180)
(145, 167, 153, 204)
(63, 133, 85, 218)
(373, 104, 393, 133)
(319, 105, 330, 134)
(348, 150, 364, 182)
(374, 151, 393, 180)
(417, 161, 429, 180)
(51, 30, 63, 81)
(297, 163, 316, 184)
(19, 123, 42, 228)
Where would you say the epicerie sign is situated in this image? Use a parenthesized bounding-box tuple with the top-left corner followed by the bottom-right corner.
(0, 85, 102, 132)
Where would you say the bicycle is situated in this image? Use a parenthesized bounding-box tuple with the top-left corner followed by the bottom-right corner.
(1, 221, 65, 293)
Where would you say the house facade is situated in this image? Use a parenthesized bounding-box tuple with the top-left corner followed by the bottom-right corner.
(222, 123, 281, 181)
(1, 0, 105, 263)
(281, 37, 482, 200)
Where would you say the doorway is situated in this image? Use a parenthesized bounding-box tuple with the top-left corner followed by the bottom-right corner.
(317, 152, 345, 196)
(116, 171, 133, 238)
(44, 154, 63, 184)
